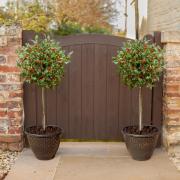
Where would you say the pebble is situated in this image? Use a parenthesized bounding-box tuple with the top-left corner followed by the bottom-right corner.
(0, 151, 18, 179)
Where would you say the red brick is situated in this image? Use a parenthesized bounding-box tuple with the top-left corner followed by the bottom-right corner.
(0, 134, 22, 143)
(0, 84, 22, 91)
(8, 126, 22, 134)
(0, 74, 6, 82)
(9, 91, 23, 98)
(0, 65, 19, 72)
(10, 118, 22, 126)
(7, 74, 20, 82)
(0, 45, 21, 56)
(7, 37, 21, 46)
(166, 69, 180, 76)
(0, 142, 8, 150)
(0, 102, 7, 108)
(8, 141, 23, 151)
(0, 110, 7, 117)
(0, 129, 6, 134)
(165, 109, 180, 115)
(165, 76, 180, 82)
(7, 101, 22, 109)
(166, 84, 179, 92)
(6, 55, 18, 66)
(166, 92, 180, 97)
(8, 110, 22, 118)
(165, 117, 180, 123)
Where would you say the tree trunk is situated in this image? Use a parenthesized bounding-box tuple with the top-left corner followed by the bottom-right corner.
(139, 87, 143, 131)
(42, 88, 46, 131)
(135, 0, 142, 131)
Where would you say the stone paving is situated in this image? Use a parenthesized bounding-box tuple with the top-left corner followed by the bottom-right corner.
(6, 142, 180, 180)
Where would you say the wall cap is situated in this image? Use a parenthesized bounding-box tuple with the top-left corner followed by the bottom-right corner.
(161, 31, 180, 43)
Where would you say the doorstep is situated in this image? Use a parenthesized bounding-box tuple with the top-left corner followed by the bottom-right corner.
(6, 142, 180, 180)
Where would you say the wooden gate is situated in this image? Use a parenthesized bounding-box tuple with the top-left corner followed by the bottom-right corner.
(23, 31, 163, 141)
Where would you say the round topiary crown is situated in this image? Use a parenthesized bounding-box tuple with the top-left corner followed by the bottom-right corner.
(113, 39, 164, 88)
(17, 35, 71, 88)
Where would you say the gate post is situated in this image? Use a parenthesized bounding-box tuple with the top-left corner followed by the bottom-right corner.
(162, 31, 180, 170)
(0, 25, 23, 151)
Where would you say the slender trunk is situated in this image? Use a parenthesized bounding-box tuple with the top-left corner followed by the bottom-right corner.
(135, 0, 141, 131)
(139, 87, 143, 131)
(135, 0, 139, 40)
(42, 88, 46, 131)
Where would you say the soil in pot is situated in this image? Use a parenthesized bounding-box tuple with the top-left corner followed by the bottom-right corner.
(25, 126, 63, 160)
(122, 126, 159, 161)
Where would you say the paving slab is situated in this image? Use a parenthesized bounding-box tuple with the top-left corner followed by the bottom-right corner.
(54, 142, 180, 180)
(5, 142, 180, 180)
(6, 148, 60, 180)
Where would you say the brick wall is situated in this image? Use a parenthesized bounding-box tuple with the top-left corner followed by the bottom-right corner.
(0, 25, 23, 151)
(147, 0, 180, 33)
(146, 1, 180, 169)
(162, 31, 180, 170)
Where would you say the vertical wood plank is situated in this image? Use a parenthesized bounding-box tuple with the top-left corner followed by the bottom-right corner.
(57, 47, 70, 138)
(152, 78, 163, 146)
(81, 44, 94, 139)
(24, 83, 37, 127)
(153, 31, 163, 146)
(106, 46, 119, 139)
(46, 88, 57, 126)
(153, 32, 163, 146)
(142, 88, 152, 126)
(131, 88, 139, 126)
(94, 44, 107, 139)
(119, 84, 132, 140)
(69, 45, 82, 138)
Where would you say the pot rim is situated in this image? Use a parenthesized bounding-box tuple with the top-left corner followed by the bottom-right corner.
(25, 125, 63, 138)
(121, 125, 159, 138)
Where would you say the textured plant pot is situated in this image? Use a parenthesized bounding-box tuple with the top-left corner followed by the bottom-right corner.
(25, 126, 63, 160)
(122, 126, 159, 161)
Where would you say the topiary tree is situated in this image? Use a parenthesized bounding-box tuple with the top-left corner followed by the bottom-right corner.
(113, 39, 164, 131)
(17, 36, 71, 131)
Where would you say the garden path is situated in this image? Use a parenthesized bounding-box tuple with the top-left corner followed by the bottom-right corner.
(6, 142, 180, 180)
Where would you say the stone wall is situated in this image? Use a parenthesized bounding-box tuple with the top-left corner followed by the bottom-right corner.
(147, 0, 180, 33)
(0, 25, 23, 151)
(162, 31, 180, 170)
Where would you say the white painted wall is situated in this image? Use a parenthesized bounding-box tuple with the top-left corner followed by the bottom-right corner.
(126, 0, 147, 39)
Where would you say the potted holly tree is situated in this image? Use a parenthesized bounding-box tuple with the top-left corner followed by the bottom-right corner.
(17, 36, 71, 160)
(113, 39, 164, 161)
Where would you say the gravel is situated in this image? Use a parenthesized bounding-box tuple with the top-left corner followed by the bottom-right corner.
(0, 150, 18, 179)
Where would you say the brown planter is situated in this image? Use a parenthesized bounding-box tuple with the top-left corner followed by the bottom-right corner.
(25, 126, 63, 160)
(122, 126, 159, 161)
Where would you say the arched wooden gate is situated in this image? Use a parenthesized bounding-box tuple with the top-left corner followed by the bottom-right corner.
(23, 31, 162, 141)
